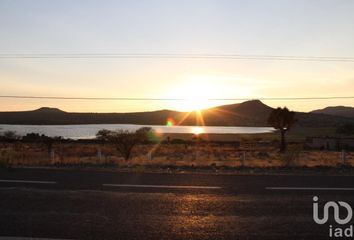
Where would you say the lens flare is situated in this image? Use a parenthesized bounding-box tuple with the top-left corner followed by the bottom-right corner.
(166, 117, 176, 127)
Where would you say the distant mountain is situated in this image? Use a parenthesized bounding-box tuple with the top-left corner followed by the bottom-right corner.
(311, 106, 354, 118)
(33, 107, 66, 113)
(200, 100, 354, 127)
(0, 100, 353, 127)
(199, 100, 273, 126)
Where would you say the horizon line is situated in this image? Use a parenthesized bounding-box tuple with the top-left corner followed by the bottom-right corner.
(1, 95, 354, 101)
(1, 100, 353, 114)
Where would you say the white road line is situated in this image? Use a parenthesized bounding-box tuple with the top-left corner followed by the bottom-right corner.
(0, 180, 57, 185)
(103, 184, 222, 189)
(266, 187, 354, 191)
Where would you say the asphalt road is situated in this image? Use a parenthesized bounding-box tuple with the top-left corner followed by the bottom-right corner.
(0, 168, 354, 240)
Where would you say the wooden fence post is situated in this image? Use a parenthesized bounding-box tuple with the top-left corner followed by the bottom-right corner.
(341, 150, 346, 165)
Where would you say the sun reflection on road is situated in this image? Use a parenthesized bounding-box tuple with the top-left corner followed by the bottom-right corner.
(171, 195, 218, 234)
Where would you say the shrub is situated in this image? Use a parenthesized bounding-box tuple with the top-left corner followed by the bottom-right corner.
(281, 144, 302, 167)
(96, 128, 149, 160)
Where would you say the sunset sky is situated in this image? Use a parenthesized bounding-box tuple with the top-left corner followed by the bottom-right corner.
(1, 0, 354, 112)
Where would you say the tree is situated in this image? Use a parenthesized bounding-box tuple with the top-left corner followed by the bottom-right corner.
(268, 107, 297, 152)
(0, 131, 20, 141)
(96, 128, 149, 161)
(135, 127, 152, 142)
(96, 129, 112, 143)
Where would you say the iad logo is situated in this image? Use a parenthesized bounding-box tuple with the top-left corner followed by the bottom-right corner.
(313, 196, 353, 225)
(313, 196, 353, 238)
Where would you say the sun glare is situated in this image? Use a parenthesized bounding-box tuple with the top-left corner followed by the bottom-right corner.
(178, 85, 212, 111)
(168, 78, 219, 111)
(191, 126, 204, 135)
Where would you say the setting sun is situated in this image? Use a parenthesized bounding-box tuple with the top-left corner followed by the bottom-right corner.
(167, 76, 222, 112)
(176, 83, 214, 111)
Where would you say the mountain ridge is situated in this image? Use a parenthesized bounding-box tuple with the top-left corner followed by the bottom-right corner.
(0, 100, 353, 127)
(311, 106, 354, 118)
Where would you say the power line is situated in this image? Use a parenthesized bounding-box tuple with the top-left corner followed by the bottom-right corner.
(0, 95, 354, 101)
(0, 53, 354, 62)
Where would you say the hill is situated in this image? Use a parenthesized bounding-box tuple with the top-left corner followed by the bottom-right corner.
(0, 100, 353, 127)
(311, 106, 354, 118)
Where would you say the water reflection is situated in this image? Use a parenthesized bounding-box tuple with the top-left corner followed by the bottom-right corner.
(0, 124, 274, 139)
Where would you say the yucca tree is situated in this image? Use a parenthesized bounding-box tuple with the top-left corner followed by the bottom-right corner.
(268, 107, 297, 152)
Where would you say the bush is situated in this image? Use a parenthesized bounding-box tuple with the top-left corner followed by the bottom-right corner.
(96, 128, 149, 160)
(0, 131, 20, 142)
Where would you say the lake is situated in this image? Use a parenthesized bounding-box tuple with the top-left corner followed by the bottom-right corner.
(0, 124, 274, 139)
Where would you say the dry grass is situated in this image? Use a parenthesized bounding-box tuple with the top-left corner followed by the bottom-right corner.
(0, 141, 353, 168)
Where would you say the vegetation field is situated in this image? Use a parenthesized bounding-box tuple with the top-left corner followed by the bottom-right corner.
(0, 139, 353, 169)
